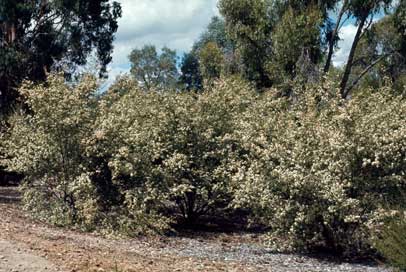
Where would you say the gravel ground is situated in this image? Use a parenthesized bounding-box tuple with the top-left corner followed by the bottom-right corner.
(158, 236, 391, 272)
(0, 186, 394, 272)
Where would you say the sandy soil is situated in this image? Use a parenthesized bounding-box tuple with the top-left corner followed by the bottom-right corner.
(0, 186, 392, 272)
(0, 240, 63, 272)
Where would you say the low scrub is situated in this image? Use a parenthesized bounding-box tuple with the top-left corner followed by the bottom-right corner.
(374, 214, 406, 271)
(1, 75, 100, 227)
(1, 75, 254, 234)
(231, 84, 406, 255)
(1, 74, 405, 257)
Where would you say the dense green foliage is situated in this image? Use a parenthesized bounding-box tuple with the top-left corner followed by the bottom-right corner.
(129, 45, 179, 91)
(198, 42, 225, 84)
(0, 0, 121, 114)
(179, 52, 203, 91)
(179, 16, 236, 91)
(214, 0, 404, 96)
(375, 216, 406, 271)
(268, 6, 323, 89)
(1, 74, 405, 257)
(354, 14, 406, 92)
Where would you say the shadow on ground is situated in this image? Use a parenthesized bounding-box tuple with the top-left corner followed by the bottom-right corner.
(0, 186, 21, 204)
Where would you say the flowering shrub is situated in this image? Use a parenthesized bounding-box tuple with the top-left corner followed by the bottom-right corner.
(89, 77, 255, 227)
(2, 74, 100, 227)
(1, 73, 404, 255)
(232, 84, 406, 255)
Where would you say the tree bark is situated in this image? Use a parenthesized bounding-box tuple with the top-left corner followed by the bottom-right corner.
(340, 13, 369, 99)
(9, 23, 16, 43)
(343, 53, 390, 96)
(2, 22, 16, 44)
(324, 0, 348, 74)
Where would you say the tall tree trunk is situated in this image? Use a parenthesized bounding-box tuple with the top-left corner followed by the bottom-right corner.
(345, 53, 390, 94)
(3, 22, 16, 44)
(324, 0, 348, 73)
(340, 13, 369, 99)
(10, 23, 16, 43)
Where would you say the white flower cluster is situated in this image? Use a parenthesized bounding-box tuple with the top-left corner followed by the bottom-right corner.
(231, 84, 406, 255)
(1, 74, 99, 227)
(1, 74, 404, 252)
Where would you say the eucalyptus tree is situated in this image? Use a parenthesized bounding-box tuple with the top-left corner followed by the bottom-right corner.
(179, 52, 203, 91)
(129, 45, 179, 91)
(218, 0, 276, 88)
(199, 42, 224, 84)
(218, 0, 339, 89)
(179, 16, 235, 91)
(339, 0, 396, 98)
(0, 0, 122, 115)
(351, 14, 406, 93)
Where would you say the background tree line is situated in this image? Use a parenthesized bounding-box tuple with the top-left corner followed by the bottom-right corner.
(0, 0, 121, 115)
(128, 0, 405, 98)
(1, 0, 405, 112)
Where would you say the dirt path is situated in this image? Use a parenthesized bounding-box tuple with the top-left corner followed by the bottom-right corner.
(0, 187, 393, 272)
(0, 240, 62, 272)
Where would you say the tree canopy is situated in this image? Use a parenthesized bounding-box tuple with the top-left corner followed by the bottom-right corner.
(215, 0, 404, 97)
(129, 45, 179, 91)
(0, 0, 122, 114)
(352, 14, 406, 92)
(179, 16, 236, 91)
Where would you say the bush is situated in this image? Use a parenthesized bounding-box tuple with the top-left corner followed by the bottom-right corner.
(2, 74, 100, 227)
(1, 73, 255, 233)
(374, 215, 406, 271)
(89, 77, 254, 227)
(231, 84, 406, 255)
(2, 73, 405, 255)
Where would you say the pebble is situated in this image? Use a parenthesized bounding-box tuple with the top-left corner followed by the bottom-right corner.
(157, 237, 393, 272)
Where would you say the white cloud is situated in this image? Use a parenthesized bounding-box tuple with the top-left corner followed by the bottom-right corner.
(110, 0, 218, 67)
(106, 0, 219, 85)
(332, 24, 358, 67)
(332, 14, 384, 67)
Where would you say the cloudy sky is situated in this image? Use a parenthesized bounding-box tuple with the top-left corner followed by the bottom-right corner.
(106, 0, 219, 84)
(106, 0, 361, 84)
